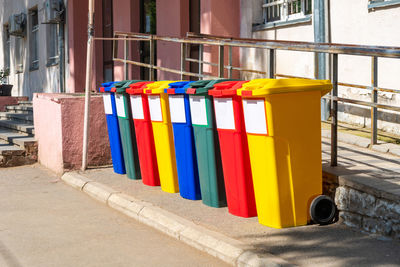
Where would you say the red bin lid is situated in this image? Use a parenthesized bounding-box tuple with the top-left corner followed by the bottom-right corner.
(208, 81, 249, 97)
(126, 81, 154, 95)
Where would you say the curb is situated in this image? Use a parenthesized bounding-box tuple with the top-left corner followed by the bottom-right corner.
(61, 172, 295, 267)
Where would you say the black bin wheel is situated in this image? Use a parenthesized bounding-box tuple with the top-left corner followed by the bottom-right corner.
(310, 195, 337, 225)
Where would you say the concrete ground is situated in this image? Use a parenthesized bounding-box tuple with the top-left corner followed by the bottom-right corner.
(77, 137, 400, 267)
(0, 165, 229, 267)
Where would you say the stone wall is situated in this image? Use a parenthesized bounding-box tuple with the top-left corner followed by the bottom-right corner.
(323, 168, 400, 240)
(335, 185, 400, 240)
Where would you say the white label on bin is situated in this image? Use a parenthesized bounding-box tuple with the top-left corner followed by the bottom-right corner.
(115, 94, 126, 118)
(130, 95, 144, 120)
(242, 99, 268, 135)
(169, 95, 186, 123)
(103, 94, 113, 115)
(189, 95, 208, 126)
(148, 95, 163, 122)
(214, 98, 235, 130)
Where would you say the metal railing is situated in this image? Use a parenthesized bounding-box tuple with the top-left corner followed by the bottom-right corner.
(94, 31, 400, 167)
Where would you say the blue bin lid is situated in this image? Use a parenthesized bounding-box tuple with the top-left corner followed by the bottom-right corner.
(164, 81, 195, 94)
(99, 81, 118, 92)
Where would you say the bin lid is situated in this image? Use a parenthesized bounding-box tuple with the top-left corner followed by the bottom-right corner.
(186, 79, 236, 95)
(126, 81, 154, 95)
(99, 81, 118, 93)
(208, 81, 249, 97)
(144, 81, 177, 94)
(113, 80, 142, 93)
(164, 81, 195, 94)
(237, 78, 332, 97)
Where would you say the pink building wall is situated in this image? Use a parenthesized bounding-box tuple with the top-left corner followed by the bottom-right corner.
(201, 0, 240, 78)
(67, 0, 107, 93)
(33, 93, 111, 174)
(113, 0, 141, 81)
(67, 0, 89, 93)
(65, 0, 241, 91)
(156, 0, 189, 80)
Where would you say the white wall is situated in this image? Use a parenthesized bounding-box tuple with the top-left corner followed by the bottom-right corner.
(241, 0, 400, 134)
(240, 0, 315, 81)
(0, 0, 68, 99)
(331, 0, 400, 134)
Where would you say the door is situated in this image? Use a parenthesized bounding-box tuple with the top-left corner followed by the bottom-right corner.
(140, 0, 156, 80)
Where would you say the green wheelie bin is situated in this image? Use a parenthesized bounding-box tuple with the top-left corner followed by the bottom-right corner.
(186, 79, 233, 208)
(113, 80, 142, 180)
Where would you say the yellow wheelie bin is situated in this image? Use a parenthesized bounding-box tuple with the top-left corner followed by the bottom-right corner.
(237, 78, 335, 228)
(144, 81, 179, 193)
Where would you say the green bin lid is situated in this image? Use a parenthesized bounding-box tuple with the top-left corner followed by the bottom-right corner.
(114, 80, 143, 93)
(186, 79, 237, 95)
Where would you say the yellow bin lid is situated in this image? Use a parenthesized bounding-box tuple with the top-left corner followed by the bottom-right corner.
(237, 78, 332, 97)
(144, 81, 177, 94)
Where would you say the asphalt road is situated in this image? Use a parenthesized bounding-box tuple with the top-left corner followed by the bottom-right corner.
(0, 165, 229, 267)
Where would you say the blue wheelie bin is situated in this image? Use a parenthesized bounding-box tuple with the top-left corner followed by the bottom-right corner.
(165, 81, 201, 200)
(99, 81, 126, 174)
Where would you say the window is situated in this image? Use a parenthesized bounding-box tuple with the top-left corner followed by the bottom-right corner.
(29, 8, 39, 70)
(15, 36, 23, 73)
(3, 25, 10, 71)
(368, 0, 400, 9)
(262, 0, 312, 24)
(46, 24, 58, 66)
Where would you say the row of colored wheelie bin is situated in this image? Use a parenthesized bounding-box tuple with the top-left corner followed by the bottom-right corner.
(100, 78, 337, 228)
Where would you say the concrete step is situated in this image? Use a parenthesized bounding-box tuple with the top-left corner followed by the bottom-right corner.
(5, 105, 33, 114)
(0, 139, 24, 153)
(0, 128, 35, 149)
(0, 139, 37, 167)
(0, 112, 33, 123)
(0, 119, 34, 135)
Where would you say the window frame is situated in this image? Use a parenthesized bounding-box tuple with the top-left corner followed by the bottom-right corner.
(368, 0, 400, 10)
(254, 0, 312, 31)
(14, 36, 24, 74)
(46, 23, 59, 67)
(29, 7, 39, 71)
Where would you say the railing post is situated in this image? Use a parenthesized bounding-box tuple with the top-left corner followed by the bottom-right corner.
(124, 36, 128, 80)
(149, 36, 155, 81)
(198, 44, 203, 80)
(228, 46, 233, 79)
(331, 53, 338, 167)
(218, 45, 224, 78)
(371, 56, 378, 145)
(180, 42, 186, 80)
(269, 49, 275, 79)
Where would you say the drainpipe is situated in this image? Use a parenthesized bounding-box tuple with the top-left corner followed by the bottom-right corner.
(82, 0, 95, 171)
(314, 0, 329, 120)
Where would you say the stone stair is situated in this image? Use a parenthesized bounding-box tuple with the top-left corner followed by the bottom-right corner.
(0, 101, 37, 167)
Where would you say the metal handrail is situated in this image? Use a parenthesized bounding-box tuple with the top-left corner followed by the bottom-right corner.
(105, 31, 400, 167)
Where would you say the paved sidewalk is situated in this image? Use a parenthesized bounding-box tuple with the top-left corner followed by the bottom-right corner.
(321, 134, 400, 187)
(68, 139, 400, 267)
(0, 165, 229, 267)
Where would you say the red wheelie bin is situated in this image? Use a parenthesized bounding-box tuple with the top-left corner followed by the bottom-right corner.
(126, 81, 160, 186)
(209, 81, 257, 217)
